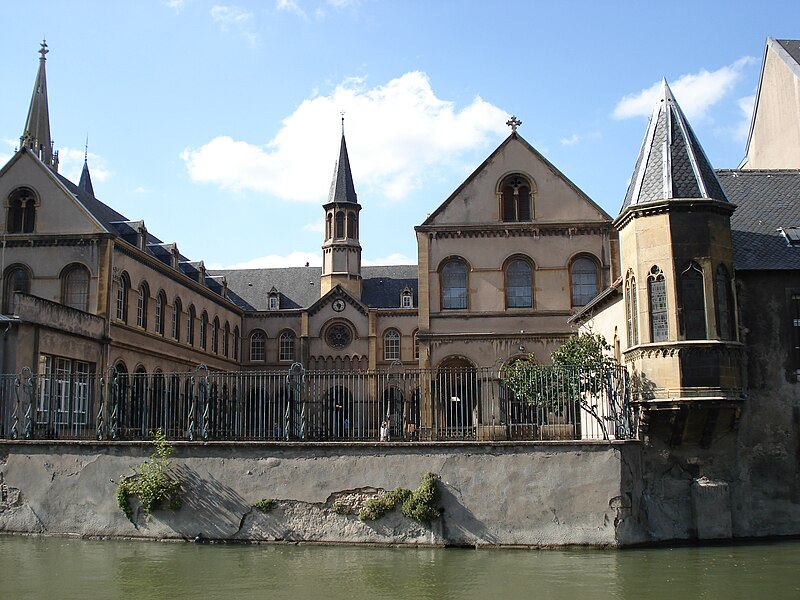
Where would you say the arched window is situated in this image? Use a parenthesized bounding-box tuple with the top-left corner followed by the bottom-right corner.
(223, 323, 230, 358)
(137, 282, 149, 329)
(212, 317, 220, 353)
(335, 211, 345, 239)
(7, 187, 36, 234)
(441, 258, 468, 310)
(413, 330, 420, 360)
(62, 264, 89, 312)
(500, 174, 532, 222)
(648, 266, 668, 342)
(625, 272, 639, 346)
(571, 256, 598, 307)
(679, 262, 706, 340)
(200, 311, 208, 350)
(3, 265, 30, 314)
(715, 265, 735, 341)
(172, 298, 182, 341)
(384, 329, 401, 361)
(250, 331, 266, 362)
(401, 289, 413, 308)
(187, 305, 196, 345)
(326, 213, 333, 240)
(505, 258, 533, 308)
(155, 290, 166, 335)
(233, 327, 240, 361)
(279, 330, 296, 362)
(116, 272, 130, 323)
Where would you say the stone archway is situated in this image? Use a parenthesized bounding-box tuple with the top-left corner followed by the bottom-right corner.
(436, 357, 478, 439)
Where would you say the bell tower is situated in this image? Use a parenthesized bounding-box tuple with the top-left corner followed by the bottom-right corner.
(320, 120, 362, 299)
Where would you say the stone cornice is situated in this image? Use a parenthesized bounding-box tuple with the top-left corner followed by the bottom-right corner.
(614, 198, 735, 230)
(623, 340, 745, 361)
(415, 221, 612, 239)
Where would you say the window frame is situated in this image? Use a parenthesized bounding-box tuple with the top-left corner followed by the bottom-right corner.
(570, 255, 599, 308)
(279, 330, 296, 362)
(505, 257, 533, 309)
(250, 330, 266, 362)
(648, 265, 668, 343)
(62, 264, 90, 312)
(383, 329, 401, 361)
(440, 258, 469, 310)
(116, 272, 131, 323)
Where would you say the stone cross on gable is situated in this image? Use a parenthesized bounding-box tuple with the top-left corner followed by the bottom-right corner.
(506, 115, 522, 132)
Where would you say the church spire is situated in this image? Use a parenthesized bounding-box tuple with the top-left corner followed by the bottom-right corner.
(327, 123, 358, 204)
(20, 40, 58, 172)
(78, 136, 95, 196)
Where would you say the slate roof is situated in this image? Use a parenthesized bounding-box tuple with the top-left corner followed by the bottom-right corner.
(776, 39, 800, 69)
(621, 80, 728, 212)
(327, 132, 358, 204)
(213, 265, 418, 311)
(717, 169, 800, 270)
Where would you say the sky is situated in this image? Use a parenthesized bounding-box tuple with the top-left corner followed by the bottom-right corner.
(0, 1, 797, 270)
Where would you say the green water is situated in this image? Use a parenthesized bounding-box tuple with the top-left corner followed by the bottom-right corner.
(1, 536, 798, 599)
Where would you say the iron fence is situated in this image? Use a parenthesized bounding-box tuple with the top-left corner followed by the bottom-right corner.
(0, 363, 635, 442)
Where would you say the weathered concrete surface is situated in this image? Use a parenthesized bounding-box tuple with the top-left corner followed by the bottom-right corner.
(0, 441, 643, 547)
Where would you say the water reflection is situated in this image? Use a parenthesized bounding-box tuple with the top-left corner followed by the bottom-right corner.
(1, 537, 799, 600)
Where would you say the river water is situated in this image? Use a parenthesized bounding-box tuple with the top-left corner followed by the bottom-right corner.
(1, 536, 798, 599)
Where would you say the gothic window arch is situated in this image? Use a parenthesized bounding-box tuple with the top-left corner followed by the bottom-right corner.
(212, 317, 220, 353)
(440, 257, 468, 310)
(137, 282, 150, 329)
(679, 262, 706, 340)
(233, 326, 240, 361)
(154, 290, 167, 336)
(3, 264, 31, 314)
(625, 270, 639, 346)
(335, 211, 345, 239)
(384, 329, 401, 361)
(200, 311, 208, 350)
(279, 330, 296, 362)
(172, 297, 182, 341)
(250, 330, 266, 362)
(499, 174, 533, 222)
(6, 187, 37, 234)
(715, 265, 735, 341)
(648, 266, 668, 342)
(116, 271, 131, 323)
(61, 263, 90, 312)
(223, 322, 230, 358)
(326, 213, 333, 240)
(347, 211, 356, 238)
(505, 257, 533, 308)
(570, 255, 599, 307)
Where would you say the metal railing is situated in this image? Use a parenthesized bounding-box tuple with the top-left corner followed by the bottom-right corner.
(0, 363, 635, 442)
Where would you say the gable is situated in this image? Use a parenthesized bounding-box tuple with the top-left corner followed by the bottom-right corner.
(0, 150, 106, 235)
(422, 133, 611, 228)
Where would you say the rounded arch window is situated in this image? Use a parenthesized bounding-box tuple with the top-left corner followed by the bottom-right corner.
(499, 174, 533, 222)
(384, 329, 401, 361)
(250, 330, 266, 361)
(440, 258, 468, 310)
(325, 322, 353, 350)
(61, 264, 90, 312)
(570, 256, 598, 307)
(505, 258, 533, 308)
(7, 187, 37, 234)
(3, 264, 31, 314)
(279, 330, 296, 362)
(117, 271, 131, 323)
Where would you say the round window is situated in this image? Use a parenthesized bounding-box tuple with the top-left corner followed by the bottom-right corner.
(326, 323, 353, 349)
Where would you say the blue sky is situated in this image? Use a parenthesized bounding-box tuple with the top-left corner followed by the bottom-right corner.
(0, 1, 797, 269)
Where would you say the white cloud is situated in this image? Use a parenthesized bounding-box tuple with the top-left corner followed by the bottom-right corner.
(220, 250, 322, 269)
(211, 5, 259, 47)
(276, 0, 306, 18)
(302, 221, 325, 234)
(734, 94, 756, 142)
(327, 0, 361, 7)
(182, 71, 508, 202)
(560, 133, 580, 146)
(613, 57, 755, 121)
(363, 253, 414, 266)
(58, 147, 112, 185)
(163, 0, 188, 13)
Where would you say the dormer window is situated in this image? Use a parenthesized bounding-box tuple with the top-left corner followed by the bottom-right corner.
(268, 288, 280, 311)
(7, 187, 37, 234)
(401, 288, 413, 308)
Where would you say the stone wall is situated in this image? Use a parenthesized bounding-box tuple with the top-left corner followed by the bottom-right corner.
(0, 441, 644, 547)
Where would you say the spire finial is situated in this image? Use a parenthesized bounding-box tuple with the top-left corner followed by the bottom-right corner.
(39, 39, 48, 60)
(84, 134, 89, 162)
(506, 115, 522, 132)
(340, 110, 345, 135)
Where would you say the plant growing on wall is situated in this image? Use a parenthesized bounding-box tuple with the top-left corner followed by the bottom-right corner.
(116, 429, 182, 523)
(357, 472, 441, 525)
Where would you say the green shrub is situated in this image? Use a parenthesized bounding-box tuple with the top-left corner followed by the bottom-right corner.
(402, 472, 441, 525)
(332, 501, 353, 515)
(116, 429, 182, 523)
(254, 498, 276, 513)
(358, 488, 412, 521)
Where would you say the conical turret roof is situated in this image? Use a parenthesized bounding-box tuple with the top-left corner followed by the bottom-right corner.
(327, 131, 358, 204)
(20, 40, 57, 172)
(621, 80, 727, 211)
(78, 157, 95, 197)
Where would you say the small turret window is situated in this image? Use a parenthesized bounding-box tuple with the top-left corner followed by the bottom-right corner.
(335, 212, 345, 239)
(625, 271, 639, 346)
(648, 266, 668, 342)
(347, 211, 356, 238)
(679, 262, 706, 340)
(715, 265, 735, 341)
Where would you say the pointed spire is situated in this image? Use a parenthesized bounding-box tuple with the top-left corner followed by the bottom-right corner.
(78, 135, 95, 196)
(327, 121, 358, 204)
(20, 40, 58, 172)
(621, 79, 727, 212)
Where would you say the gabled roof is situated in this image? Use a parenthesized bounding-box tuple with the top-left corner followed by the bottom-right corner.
(327, 131, 358, 205)
(420, 131, 612, 228)
(717, 169, 800, 270)
(621, 80, 728, 212)
(212, 265, 418, 312)
(744, 37, 800, 163)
